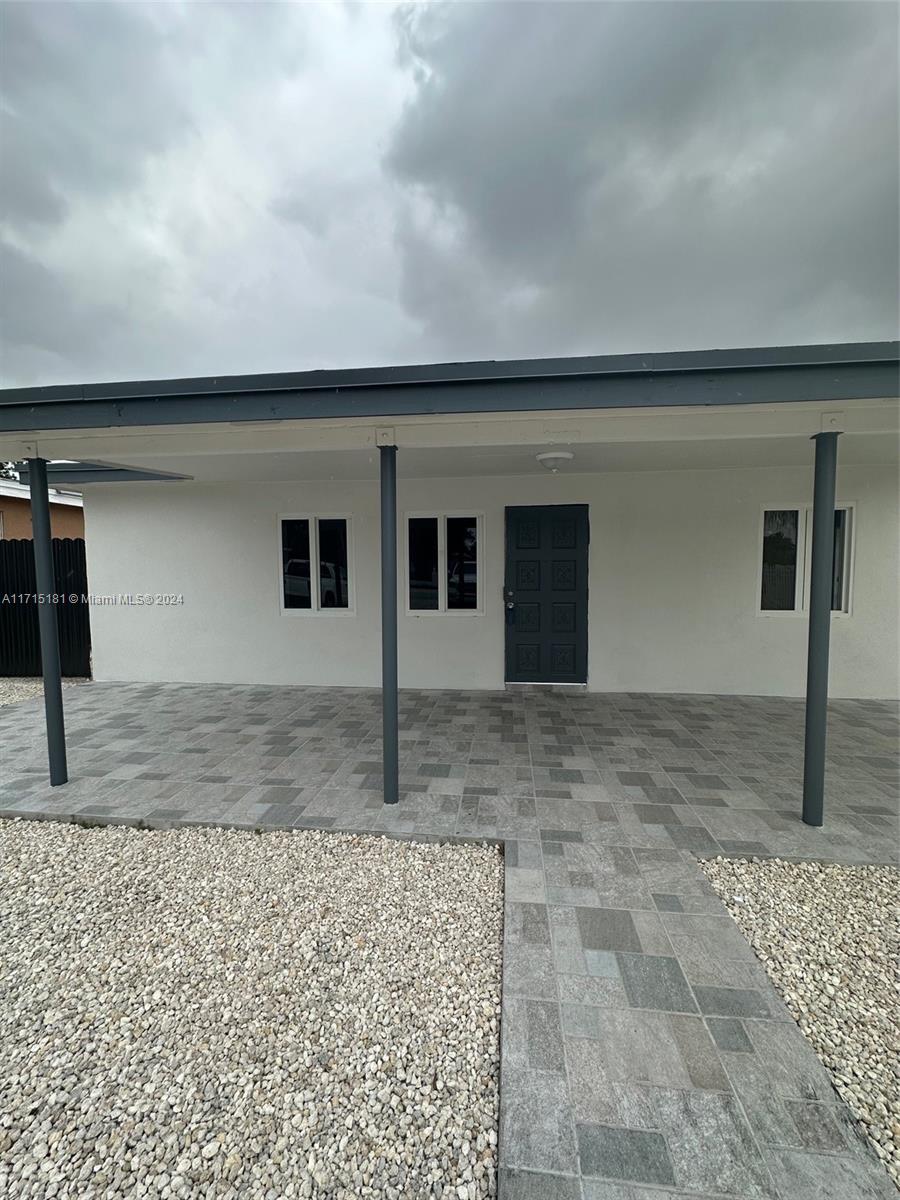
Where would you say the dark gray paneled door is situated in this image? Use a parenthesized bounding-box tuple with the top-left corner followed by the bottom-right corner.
(504, 504, 589, 684)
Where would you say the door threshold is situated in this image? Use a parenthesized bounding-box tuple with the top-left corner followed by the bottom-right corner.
(505, 682, 588, 693)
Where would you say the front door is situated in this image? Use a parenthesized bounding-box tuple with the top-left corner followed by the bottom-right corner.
(504, 504, 589, 684)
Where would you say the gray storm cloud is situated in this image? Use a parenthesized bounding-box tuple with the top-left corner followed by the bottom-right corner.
(0, 1, 896, 386)
(386, 1, 899, 359)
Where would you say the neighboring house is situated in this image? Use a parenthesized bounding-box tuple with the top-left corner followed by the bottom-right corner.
(0, 342, 897, 702)
(0, 478, 84, 540)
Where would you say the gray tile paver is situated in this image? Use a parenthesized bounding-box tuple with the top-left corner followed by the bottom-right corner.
(783, 1100, 852, 1153)
(576, 1123, 676, 1186)
(576, 906, 642, 953)
(502, 1067, 579, 1175)
(1, 682, 896, 1200)
(525, 999, 566, 1071)
(708, 1016, 755, 1053)
(650, 1088, 775, 1196)
(498, 1168, 582, 1199)
(693, 985, 774, 1019)
(764, 1148, 897, 1200)
(616, 953, 698, 1013)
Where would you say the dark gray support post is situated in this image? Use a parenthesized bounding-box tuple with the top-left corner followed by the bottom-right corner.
(802, 431, 840, 826)
(27, 457, 68, 786)
(380, 444, 399, 804)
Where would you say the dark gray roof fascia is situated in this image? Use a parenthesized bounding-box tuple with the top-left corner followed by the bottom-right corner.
(0, 342, 896, 433)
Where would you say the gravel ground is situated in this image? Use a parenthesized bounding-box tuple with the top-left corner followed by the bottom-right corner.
(0, 821, 503, 1200)
(0, 677, 86, 706)
(701, 856, 900, 1187)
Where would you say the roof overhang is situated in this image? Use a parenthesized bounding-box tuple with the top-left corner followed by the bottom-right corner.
(16, 460, 192, 485)
(1, 342, 896, 435)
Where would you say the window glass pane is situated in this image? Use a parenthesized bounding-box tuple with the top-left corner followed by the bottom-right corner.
(318, 518, 349, 609)
(282, 519, 311, 609)
(447, 517, 477, 610)
(761, 510, 798, 610)
(408, 518, 439, 610)
(832, 509, 849, 612)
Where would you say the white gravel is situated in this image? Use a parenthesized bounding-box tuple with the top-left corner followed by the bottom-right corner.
(700, 856, 900, 1187)
(0, 678, 86, 707)
(0, 821, 503, 1199)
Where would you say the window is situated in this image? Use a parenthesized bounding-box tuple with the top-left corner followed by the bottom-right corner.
(318, 518, 350, 609)
(447, 517, 478, 610)
(281, 517, 351, 611)
(761, 510, 801, 610)
(759, 506, 853, 614)
(408, 517, 439, 610)
(831, 508, 852, 613)
(407, 515, 480, 612)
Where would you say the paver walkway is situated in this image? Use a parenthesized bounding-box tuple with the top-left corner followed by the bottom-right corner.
(1, 684, 897, 1199)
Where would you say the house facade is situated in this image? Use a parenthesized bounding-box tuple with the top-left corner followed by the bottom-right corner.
(1, 341, 897, 808)
(80, 458, 897, 699)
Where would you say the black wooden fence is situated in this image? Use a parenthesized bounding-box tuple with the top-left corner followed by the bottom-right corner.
(0, 539, 92, 676)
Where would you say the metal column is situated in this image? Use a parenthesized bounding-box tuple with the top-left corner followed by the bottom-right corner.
(26, 457, 68, 786)
(802, 431, 840, 826)
(379, 444, 399, 804)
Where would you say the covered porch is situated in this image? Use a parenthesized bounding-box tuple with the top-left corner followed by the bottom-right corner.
(1, 341, 897, 832)
(2, 682, 897, 864)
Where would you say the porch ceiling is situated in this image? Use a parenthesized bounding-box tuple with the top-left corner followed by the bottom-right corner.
(49, 430, 899, 484)
(3, 392, 898, 485)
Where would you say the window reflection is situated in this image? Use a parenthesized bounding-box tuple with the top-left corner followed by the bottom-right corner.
(318, 518, 349, 608)
(447, 517, 477, 610)
(282, 519, 311, 609)
(409, 517, 439, 610)
(761, 510, 798, 611)
(281, 517, 350, 610)
(831, 509, 850, 612)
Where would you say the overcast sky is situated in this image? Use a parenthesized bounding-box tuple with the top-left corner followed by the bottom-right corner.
(1, 0, 897, 388)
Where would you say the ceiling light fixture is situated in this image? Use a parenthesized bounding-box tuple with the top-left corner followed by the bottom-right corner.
(535, 450, 574, 473)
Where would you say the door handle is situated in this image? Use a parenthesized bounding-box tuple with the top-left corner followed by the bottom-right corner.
(504, 588, 516, 627)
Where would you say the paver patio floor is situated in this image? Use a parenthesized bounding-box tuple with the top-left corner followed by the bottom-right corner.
(1, 683, 897, 1199)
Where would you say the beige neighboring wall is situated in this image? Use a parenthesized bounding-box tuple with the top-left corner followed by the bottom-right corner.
(0, 495, 85, 540)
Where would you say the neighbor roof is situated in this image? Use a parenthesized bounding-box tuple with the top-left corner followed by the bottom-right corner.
(0, 341, 897, 433)
(0, 479, 83, 505)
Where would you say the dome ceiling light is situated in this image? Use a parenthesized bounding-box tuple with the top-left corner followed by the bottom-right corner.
(535, 450, 575, 473)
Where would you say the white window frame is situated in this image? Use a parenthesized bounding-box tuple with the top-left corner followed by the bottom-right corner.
(802, 501, 856, 617)
(756, 502, 855, 617)
(404, 511, 484, 616)
(757, 505, 808, 617)
(277, 513, 356, 616)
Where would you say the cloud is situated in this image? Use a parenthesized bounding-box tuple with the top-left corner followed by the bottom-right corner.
(0, 1, 896, 388)
(0, 3, 187, 230)
(0, 2, 415, 385)
(0, 241, 120, 364)
(386, 1, 899, 358)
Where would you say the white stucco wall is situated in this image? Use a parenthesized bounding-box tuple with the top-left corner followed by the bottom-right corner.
(82, 463, 900, 698)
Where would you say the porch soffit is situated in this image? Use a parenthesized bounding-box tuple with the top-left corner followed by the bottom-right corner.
(6, 434, 897, 488)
